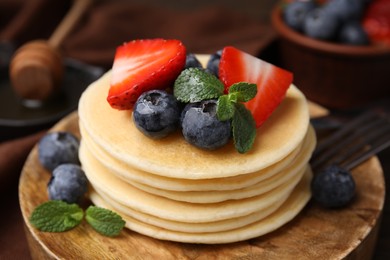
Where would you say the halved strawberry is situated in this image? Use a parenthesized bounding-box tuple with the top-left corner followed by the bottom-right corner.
(362, 0, 390, 46)
(107, 39, 186, 110)
(219, 46, 293, 128)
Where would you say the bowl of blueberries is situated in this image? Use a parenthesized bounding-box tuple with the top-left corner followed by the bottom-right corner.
(271, 0, 390, 109)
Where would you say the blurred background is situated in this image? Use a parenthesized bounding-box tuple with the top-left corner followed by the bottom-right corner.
(0, 0, 390, 259)
(0, 0, 279, 69)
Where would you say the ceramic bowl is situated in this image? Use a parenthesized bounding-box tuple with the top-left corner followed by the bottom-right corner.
(271, 6, 390, 109)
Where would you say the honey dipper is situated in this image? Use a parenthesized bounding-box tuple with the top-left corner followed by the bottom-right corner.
(9, 0, 92, 103)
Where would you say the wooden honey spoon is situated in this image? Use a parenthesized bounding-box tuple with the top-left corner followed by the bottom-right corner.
(9, 0, 92, 104)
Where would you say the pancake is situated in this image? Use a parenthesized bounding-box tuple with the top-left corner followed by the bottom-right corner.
(79, 122, 309, 191)
(80, 142, 304, 223)
(79, 122, 315, 193)
(121, 162, 305, 203)
(89, 167, 312, 244)
(80, 126, 315, 203)
(78, 71, 310, 179)
(78, 53, 315, 244)
(92, 186, 286, 233)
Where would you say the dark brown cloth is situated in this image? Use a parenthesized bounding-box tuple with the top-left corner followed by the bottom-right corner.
(1, 0, 276, 69)
(0, 131, 45, 259)
(62, 2, 276, 69)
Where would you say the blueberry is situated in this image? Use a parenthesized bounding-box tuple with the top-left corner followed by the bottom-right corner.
(339, 21, 370, 45)
(303, 7, 341, 41)
(323, 0, 365, 22)
(206, 50, 222, 78)
(185, 53, 203, 69)
(38, 132, 80, 172)
(180, 101, 200, 125)
(311, 164, 356, 208)
(133, 90, 180, 139)
(283, 1, 317, 32)
(181, 100, 231, 150)
(47, 164, 88, 204)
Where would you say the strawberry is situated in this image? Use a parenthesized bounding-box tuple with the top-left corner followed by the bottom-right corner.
(362, 0, 390, 46)
(107, 39, 186, 110)
(219, 46, 293, 128)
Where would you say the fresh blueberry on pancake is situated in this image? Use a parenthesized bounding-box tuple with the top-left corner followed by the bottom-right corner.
(184, 53, 203, 69)
(205, 49, 222, 77)
(181, 99, 231, 150)
(133, 90, 181, 139)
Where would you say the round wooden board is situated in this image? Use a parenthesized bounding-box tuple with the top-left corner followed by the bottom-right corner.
(19, 111, 385, 259)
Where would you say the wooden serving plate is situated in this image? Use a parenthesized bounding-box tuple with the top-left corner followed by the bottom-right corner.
(19, 111, 385, 259)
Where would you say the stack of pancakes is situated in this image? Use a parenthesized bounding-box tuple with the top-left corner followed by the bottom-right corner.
(78, 62, 316, 244)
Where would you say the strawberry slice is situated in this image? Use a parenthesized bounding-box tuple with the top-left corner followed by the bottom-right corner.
(107, 39, 186, 110)
(362, 0, 390, 46)
(219, 46, 293, 128)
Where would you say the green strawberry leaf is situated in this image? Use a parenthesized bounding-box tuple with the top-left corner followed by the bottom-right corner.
(232, 103, 256, 154)
(29, 200, 84, 232)
(174, 68, 224, 103)
(217, 95, 235, 121)
(86, 206, 125, 237)
(228, 82, 257, 103)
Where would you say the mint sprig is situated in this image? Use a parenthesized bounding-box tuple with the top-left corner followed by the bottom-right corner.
(86, 206, 125, 237)
(174, 68, 224, 102)
(173, 67, 258, 153)
(228, 82, 257, 102)
(216, 95, 235, 121)
(29, 201, 125, 237)
(29, 200, 84, 232)
(232, 103, 257, 153)
(216, 82, 257, 120)
(216, 82, 257, 153)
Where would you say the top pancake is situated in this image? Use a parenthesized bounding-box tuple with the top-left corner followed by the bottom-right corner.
(78, 67, 310, 179)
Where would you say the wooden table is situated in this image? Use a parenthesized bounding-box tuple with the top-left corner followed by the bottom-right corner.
(17, 110, 386, 259)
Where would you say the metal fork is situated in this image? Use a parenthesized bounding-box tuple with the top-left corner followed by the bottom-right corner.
(310, 110, 390, 172)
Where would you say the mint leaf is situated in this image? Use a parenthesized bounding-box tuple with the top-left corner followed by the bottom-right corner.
(29, 200, 83, 232)
(232, 103, 256, 154)
(228, 83, 257, 102)
(217, 95, 235, 121)
(217, 83, 257, 122)
(215, 82, 257, 153)
(86, 206, 125, 237)
(174, 68, 224, 103)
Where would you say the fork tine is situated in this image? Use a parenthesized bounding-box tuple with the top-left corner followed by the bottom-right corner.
(312, 116, 384, 167)
(313, 110, 377, 156)
(333, 123, 390, 167)
(311, 110, 390, 171)
(343, 136, 390, 170)
(311, 113, 379, 170)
